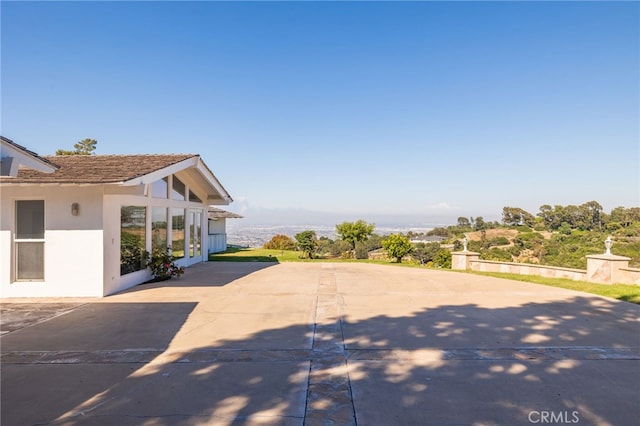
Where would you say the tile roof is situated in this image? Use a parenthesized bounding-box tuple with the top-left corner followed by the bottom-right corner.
(0, 154, 197, 184)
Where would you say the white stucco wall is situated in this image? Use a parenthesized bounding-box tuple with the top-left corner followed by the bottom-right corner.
(0, 230, 11, 287)
(0, 185, 104, 297)
(208, 217, 227, 234)
(207, 218, 228, 253)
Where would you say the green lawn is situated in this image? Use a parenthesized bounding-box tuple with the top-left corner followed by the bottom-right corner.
(208, 247, 303, 262)
(469, 271, 640, 305)
(208, 248, 640, 305)
(208, 247, 417, 265)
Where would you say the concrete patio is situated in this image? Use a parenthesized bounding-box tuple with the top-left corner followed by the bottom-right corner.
(1, 262, 639, 425)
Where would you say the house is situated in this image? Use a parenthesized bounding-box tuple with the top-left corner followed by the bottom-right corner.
(0, 136, 233, 297)
(409, 236, 447, 244)
(208, 207, 243, 253)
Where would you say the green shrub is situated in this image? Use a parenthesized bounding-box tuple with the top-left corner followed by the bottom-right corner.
(481, 248, 513, 262)
(468, 240, 483, 252)
(364, 234, 384, 251)
(558, 222, 572, 235)
(605, 222, 623, 232)
(146, 247, 184, 281)
(434, 250, 452, 268)
(355, 242, 370, 259)
(507, 246, 522, 257)
(514, 232, 544, 250)
(489, 236, 509, 246)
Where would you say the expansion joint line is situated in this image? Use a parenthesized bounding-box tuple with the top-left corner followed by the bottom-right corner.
(304, 264, 357, 426)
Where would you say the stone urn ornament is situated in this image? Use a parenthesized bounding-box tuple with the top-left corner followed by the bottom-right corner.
(604, 236, 613, 255)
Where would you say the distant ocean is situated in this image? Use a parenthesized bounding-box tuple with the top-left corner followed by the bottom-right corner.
(226, 223, 436, 248)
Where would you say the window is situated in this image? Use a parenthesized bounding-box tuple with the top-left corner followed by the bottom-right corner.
(189, 210, 202, 258)
(121, 206, 146, 275)
(152, 207, 168, 251)
(171, 176, 186, 201)
(189, 190, 202, 203)
(171, 208, 185, 259)
(195, 211, 201, 257)
(15, 200, 45, 280)
(151, 177, 169, 198)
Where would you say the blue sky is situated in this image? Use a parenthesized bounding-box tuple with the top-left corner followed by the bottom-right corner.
(2, 1, 638, 225)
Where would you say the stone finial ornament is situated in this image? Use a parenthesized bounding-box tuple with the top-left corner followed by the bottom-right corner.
(604, 236, 613, 255)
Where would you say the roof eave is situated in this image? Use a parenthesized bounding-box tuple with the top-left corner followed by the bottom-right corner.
(196, 158, 233, 204)
(1, 137, 59, 175)
(122, 156, 199, 186)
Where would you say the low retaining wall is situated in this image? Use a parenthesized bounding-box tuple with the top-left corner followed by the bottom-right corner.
(469, 260, 587, 281)
(452, 250, 638, 285)
(617, 267, 640, 285)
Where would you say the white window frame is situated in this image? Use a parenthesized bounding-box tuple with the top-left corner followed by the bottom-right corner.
(147, 174, 207, 263)
(189, 209, 203, 259)
(14, 200, 45, 282)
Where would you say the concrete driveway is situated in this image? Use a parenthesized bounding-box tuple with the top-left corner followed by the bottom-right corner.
(1, 262, 639, 425)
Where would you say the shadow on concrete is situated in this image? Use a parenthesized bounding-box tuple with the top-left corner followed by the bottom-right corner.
(119, 261, 278, 293)
(1, 302, 197, 425)
(1, 294, 639, 425)
(341, 297, 640, 426)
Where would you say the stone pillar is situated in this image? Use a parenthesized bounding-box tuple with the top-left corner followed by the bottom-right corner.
(452, 251, 480, 270)
(586, 254, 631, 284)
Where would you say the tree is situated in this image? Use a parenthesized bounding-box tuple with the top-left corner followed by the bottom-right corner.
(427, 227, 451, 237)
(263, 234, 296, 250)
(562, 205, 584, 230)
(295, 230, 318, 259)
(579, 201, 603, 231)
(56, 138, 97, 155)
(609, 206, 639, 228)
(382, 234, 413, 263)
(335, 220, 375, 251)
(457, 217, 471, 228)
(474, 216, 486, 231)
(502, 207, 534, 227)
(412, 242, 441, 265)
(537, 204, 556, 229)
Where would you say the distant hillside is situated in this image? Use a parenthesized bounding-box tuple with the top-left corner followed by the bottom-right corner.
(427, 203, 640, 269)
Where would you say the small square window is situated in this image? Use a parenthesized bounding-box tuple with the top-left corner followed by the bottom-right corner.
(16, 200, 44, 239)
